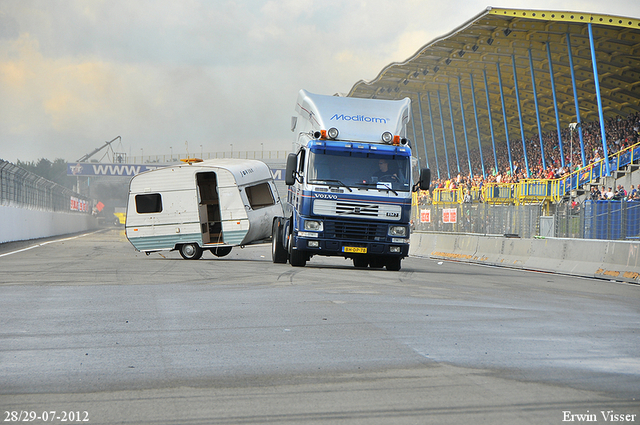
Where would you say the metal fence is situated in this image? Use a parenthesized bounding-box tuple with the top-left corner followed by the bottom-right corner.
(413, 199, 640, 241)
(0, 160, 90, 212)
(413, 202, 543, 238)
(581, 200, 640, 240)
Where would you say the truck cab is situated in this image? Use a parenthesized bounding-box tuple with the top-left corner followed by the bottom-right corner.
(272, 90, 430, 271)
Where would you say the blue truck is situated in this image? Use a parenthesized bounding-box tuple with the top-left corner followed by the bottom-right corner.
(271, 90, 430, 271)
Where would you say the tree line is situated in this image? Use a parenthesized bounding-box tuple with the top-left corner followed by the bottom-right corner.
(16, 158, 75, 190)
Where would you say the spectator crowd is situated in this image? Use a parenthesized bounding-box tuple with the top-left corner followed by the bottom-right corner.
(426, 112, 640, 194)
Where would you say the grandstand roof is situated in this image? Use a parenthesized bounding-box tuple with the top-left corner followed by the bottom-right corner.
(347, 7, 640, 172)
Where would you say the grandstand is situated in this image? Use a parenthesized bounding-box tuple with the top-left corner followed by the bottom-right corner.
(345, 7, 640, 238)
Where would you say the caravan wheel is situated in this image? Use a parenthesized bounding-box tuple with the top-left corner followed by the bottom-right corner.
(179, 243, 203, 260)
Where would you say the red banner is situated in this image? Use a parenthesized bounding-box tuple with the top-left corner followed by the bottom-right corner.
(443, 208, 457, 223)
(420, 209, 431, 223)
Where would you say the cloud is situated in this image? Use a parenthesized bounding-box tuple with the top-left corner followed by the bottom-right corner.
(1, 0, 640, 163)
(0, 11, 19, 40)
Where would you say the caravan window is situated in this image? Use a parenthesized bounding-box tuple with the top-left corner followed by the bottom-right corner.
(245, 183, 275, 209)
(135, 193, 163, 213)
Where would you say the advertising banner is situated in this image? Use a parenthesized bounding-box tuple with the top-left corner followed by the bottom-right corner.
(68, 163, 286, 180)
(443, 208, 457, 223)
(67, 163, 164, 177)
(420, 209, 431, 223)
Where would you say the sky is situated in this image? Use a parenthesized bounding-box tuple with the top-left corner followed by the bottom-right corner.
(1, 0, 640, 164)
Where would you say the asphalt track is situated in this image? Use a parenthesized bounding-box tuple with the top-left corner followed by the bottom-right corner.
(0, 229, 638, 424)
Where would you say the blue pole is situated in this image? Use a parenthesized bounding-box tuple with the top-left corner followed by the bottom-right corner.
(546, 42, 565, 167)
(426, 91, 440, 179)
(469, 73, 486, 178)
(512, 55, 530, 178)
(457, 76, 473, 178)
(482, 69, 499, 175)
(588, 23, 610, 177)
(529, 48, 546, 171)
(446, 83, 461, 174)
(410, 102, 420, 167)
(416, 93, 430, 168)
(436, 89, 451, 179)
(566, 33, 586, 167)
(496, 62, 513, 175)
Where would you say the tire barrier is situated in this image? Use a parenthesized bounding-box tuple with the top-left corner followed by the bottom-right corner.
(410, 231, 640, 284)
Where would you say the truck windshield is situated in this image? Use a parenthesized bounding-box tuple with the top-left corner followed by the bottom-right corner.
(307, 151, 411, 191)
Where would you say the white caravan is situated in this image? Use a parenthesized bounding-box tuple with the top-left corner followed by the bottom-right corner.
(125, 158, 283, 259)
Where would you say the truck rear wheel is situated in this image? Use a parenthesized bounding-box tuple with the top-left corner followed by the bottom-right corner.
(272, 220, 288, 264)
(179, 243, 203, 260)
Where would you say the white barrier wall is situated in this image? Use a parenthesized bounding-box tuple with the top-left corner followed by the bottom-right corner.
(410, 232, 640, 284)
(0, 204, 98, 244)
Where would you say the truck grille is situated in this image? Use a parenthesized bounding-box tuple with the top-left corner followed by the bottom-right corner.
(324, 220, 387, 241)
(313, 199, 401, 221)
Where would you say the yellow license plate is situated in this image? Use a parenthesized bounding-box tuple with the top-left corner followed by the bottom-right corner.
(343, 246, 367, 254)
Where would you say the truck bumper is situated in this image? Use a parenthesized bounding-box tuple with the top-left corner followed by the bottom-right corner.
(292, 236, 409, 258)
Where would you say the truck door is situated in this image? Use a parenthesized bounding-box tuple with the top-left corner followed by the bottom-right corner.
(197, 172, 223, 244)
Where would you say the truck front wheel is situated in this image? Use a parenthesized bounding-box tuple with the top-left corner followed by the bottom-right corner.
(289, 248, 307, 267)
(353, 257, 368, 268)
(179, 243, 203, 260)
(369, 256, 385, 269)
(386, 257, 401, 271)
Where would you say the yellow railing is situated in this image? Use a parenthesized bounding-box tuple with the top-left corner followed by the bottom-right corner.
(432, 187, 463, 204)
(482, 183, 517, 204)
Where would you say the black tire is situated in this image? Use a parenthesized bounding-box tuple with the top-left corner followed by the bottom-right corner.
(386, 257, 401, 271)
(287, 219, 306, 267)
(211, 246, 232, 257)
(179, 243, 203, 260)
(289, 248, 307, 267)
(272, 220, 288, 264)
(369, 256, 384, 269)
(353, 257, 369, 268)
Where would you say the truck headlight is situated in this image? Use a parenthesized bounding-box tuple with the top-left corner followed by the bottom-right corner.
(304, 220, 323, 231)
(388, 226, 407, 237)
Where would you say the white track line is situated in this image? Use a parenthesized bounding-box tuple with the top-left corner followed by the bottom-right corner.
(0, 230, 103, 258)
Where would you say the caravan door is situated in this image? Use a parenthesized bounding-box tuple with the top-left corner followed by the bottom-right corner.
(196, 172, 223, 245)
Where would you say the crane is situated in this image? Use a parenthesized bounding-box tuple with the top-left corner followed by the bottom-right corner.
(75, 136, 121, 162)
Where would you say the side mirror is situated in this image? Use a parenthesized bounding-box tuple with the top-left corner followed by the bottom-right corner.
(285, 153, 297, 186)
(417, 168, 431, 191)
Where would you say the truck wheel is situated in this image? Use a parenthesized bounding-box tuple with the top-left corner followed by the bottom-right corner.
(386, 257, 401, 271)
(272, 220, 288, 263)
(369, 256, 384, 269)
(353, 257, 368, 268)
(211, 246, 232, 257)
(179, 243, 203, 260)
(290, 249, 307, 267)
